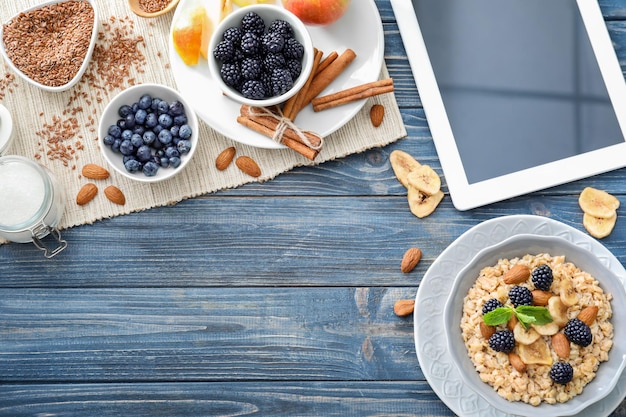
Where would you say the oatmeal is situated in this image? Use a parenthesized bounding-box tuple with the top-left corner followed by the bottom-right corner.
(461, 253, 613, 406)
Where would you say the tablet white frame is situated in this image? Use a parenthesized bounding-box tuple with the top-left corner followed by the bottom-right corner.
(391, 0, 626, 210)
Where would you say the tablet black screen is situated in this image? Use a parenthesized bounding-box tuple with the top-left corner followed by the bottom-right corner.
(413, 0, 623, 183)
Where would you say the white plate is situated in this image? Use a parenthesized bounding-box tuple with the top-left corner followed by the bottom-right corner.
(169, 0, 384, 149)
(415, 214, 626, 417)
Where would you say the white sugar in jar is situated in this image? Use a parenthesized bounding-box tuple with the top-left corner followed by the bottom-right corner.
(0, 155, 67, 257)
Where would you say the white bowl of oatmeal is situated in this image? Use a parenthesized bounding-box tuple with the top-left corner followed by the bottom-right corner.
(0, 0, 98, 92)
(443, 234, 626, 416)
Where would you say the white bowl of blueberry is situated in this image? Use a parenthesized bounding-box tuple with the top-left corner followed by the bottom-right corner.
(208, 4, 314, 107)
(98, 83, 199, 183)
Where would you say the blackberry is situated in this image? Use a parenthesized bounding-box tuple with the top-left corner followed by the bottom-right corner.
(222, 26, 243, 44)
(270, 68, 293, 96)
(283, 37, 304, 59)
(286, 58, 302, 80)
(263, 52, 287, 73)
(482, 298, 503, 315)
(268, 19, 294, 38)
(240, 32, 261, 56)
(241, 11, 265, 36)
(259, 71, 272, 96)
(241, 80, 266, 100)
(563, 318, 593, 347)
(213, 40, 235, 62)
(549, 362, 574, 384)
(220, 62, 241, 87)
(240, 57, 262, 80)
(262, 32, 285, 53)
(508, 285, 533, 307)
(531, 264, 553, 291)
(488, 330, 515, 353)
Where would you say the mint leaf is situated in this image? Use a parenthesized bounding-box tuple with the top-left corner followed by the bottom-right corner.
(516, 305, 553, 326)
(482, 305, 553, 329)
(483, 307, 513, 326)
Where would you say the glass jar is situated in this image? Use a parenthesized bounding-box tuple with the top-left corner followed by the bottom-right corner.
(0, 155, 67, 257)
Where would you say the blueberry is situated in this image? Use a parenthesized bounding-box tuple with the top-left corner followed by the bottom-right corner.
(103, 135, 116, 146)
(165, 146, 180, 159)
(143, 161, 159, 176)
(157, 100, 170, 114)
(159, 157, 170, 168)
(124, 158, 142, 173)
(158, 129, 173, 145)
(143, 130, 156, 146)
(168, 101, 185, 116)
(111, 138, 122, 153)
(135, 109, 147, 125)
(173, 114, 187, 126)
(121, 129, 133, 141)
(119, 139, 135, 156)
(151, 98, 162, 111)
(138, 94, 152, 110)
(169, 156, 181, 168)
(130, 133, 144, 148)
(108, 124, 122, 138)
(158, 113, 173, 128)
(136, 145, 153, 162)
(131, 102, 139, 113)
(177, 139, 192, 154)
(118, 104, 132, 118)
(179, 124, 192, 140)
(124, 113, 136, 129)
(132, 125, 145, 136)
(145, 113, 158, 128)
(170, 125, 180, 138)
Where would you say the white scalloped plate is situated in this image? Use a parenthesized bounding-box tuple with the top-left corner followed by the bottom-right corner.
(169, 0, 384, 149)
(415, 214, 626, 417)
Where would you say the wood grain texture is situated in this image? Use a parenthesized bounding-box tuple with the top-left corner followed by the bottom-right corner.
(1, 0, 625, 415)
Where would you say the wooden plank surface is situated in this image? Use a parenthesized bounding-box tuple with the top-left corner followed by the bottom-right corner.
(1, 0, 626, 415)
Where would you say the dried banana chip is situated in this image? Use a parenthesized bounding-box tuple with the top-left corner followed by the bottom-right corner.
(390, 150, 420, 189)
(578, 187, 620, 219)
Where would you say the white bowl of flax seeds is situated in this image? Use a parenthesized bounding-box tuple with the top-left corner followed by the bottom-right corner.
(0, 0, 98, 92)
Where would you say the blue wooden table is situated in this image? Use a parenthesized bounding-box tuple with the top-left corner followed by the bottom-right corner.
(1, 1, 626, 415)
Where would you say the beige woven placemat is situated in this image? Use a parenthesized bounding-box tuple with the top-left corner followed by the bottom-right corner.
(0, 1, 406, 237)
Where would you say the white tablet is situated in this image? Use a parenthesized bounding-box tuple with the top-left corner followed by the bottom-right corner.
(391, 0, 626, 210)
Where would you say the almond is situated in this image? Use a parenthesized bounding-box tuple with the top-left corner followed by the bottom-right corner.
(507, 314, 518, 331)
(370, 104, 384, 127)
(215, 146, 236, 171)
(236, 156, 261, 177)
(503, 264, 530, 284)
(531, 290, 552, 306)
(104, 185, 126, 205)
(552, 333, 571, 359)
(393, 299, 415, 317)
(400, 247, 422, 273)
(76, 183, 98, 206)
(480, 322, 495, 339)
(577, 305, 599, 326)
(82, 163, 110, 180)
(508, 352, 527, 373)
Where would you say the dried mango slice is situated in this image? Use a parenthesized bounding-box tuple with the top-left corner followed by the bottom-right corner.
(172, 6, 206, 65)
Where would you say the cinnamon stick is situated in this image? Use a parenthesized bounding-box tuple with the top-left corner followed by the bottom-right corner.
(315, 51, 338, 76)
(283, 48, 323, 121)
(297, 48, 357, 115)
(311, 78, 394, 112)
(237, 116, 319, 160)
(241, 105, 322, 148)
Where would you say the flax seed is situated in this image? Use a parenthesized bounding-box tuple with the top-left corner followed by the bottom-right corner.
(2, 1, 94, 87)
